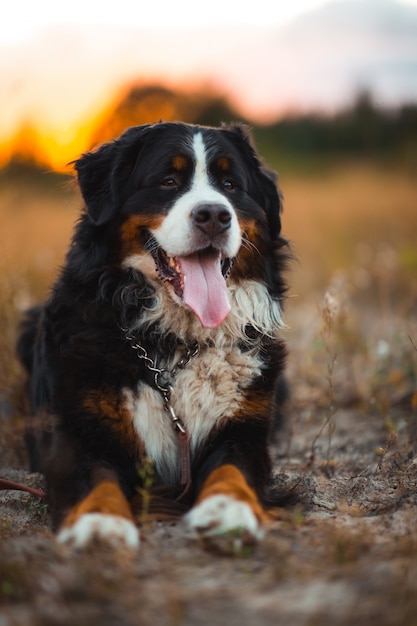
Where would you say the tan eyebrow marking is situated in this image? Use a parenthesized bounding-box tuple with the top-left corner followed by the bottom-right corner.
(217, 156, 231, 171)
(171, 155, 188, 170)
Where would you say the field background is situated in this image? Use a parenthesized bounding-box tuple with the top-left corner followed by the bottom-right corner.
(1, 108, 417, 624)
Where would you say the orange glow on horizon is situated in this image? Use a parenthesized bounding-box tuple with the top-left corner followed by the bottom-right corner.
(0, 104, 116, 173)
(0, 80, 285, 173)
(0, 124, 90, 173)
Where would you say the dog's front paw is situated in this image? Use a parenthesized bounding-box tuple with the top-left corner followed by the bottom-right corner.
(57, 513, 140, 550)
(184, 494, 264, 554)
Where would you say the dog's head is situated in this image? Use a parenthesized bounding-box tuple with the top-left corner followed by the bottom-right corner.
(75, 122, 284, 329)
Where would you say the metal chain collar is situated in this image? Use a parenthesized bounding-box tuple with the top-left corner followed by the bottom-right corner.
(123, 329, 199, 435)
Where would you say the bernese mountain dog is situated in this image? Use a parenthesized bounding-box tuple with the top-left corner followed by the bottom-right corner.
(18, 122, 289, 551)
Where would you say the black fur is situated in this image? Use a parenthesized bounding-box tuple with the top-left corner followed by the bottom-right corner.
(18, 122, 289, 530)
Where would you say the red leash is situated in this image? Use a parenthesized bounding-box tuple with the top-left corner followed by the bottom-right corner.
(0, 477, 47, 499)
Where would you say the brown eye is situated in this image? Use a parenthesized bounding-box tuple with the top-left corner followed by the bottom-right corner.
(223, 179, 234, 191)
(161, 177, 178, 188)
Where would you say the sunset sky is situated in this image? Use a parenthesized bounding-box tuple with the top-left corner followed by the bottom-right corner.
(1, 0, 417, 170)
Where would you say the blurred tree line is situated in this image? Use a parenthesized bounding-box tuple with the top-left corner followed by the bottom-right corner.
(93, 86, 417, 162)
(89, 84, 239, 146)
(255, 91, 417, 164)
(3, 84, 417, 176)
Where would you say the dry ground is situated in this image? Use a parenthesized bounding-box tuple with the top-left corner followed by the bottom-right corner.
(1, 162, 416, 625)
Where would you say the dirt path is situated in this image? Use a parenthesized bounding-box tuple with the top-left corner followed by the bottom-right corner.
(1, 290, 417, 626)
(1, 401, 417, 626)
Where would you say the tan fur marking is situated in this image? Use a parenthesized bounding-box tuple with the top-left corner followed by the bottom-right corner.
(83, 390, 143, 455)
(60, 479, 135, 529)
(120, 215, 163, 256)
(171, 155, 188, 170)
(233, 391, 271, 420)
(231, 218, 265, 280)
(217, 156, 231, 171)
(196, 465, 268, 523)
(240, 217, 259, 242)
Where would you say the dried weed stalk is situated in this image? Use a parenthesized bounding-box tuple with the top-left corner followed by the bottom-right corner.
(136, 457, 155, 529)
(309, 289, 340, 467)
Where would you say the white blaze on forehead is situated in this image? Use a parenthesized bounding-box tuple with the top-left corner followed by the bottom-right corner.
(150, 131, 241, 258)
(192, 131, 210, 186)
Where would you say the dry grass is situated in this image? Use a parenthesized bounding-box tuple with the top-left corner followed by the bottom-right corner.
(1, 160, 416, 447)
(281, 161, 417, 297)
(0, 160, 417, 626)
(1, 160, 416, 451)
(0, 173, 78, 289)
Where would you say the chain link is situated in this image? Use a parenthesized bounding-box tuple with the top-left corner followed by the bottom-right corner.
(123, 329, 199, 434)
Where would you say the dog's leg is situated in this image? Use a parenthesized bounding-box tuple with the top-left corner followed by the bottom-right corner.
(56, 467, 139, 549)
(185, 464, 268, 552)
(185, 412, 274, 551)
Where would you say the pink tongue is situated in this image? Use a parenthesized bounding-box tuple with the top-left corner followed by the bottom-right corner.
(179, 252, 230, 328)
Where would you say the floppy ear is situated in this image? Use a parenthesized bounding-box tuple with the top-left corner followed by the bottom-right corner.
(224, 123, 283, 238)
(257, 165, 283, 239)
(74, 143, 123, 226)
(74, 125, 151, 226)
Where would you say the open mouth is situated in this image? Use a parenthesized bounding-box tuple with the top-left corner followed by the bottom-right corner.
(150, 242, 234, 328)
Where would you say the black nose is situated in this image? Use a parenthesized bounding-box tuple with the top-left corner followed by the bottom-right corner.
(191, 203, 232, 238)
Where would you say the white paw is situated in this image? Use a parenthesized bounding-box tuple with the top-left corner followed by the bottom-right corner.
(57, 513, 140, 549)
(184, 495, 264, 552)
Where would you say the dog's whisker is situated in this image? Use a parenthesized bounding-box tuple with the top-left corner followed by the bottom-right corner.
(241, 235, 261, 257)
(144, 236, 161, 255)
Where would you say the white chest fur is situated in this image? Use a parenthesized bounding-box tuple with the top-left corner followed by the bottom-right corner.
(123, 344, 263, 484)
